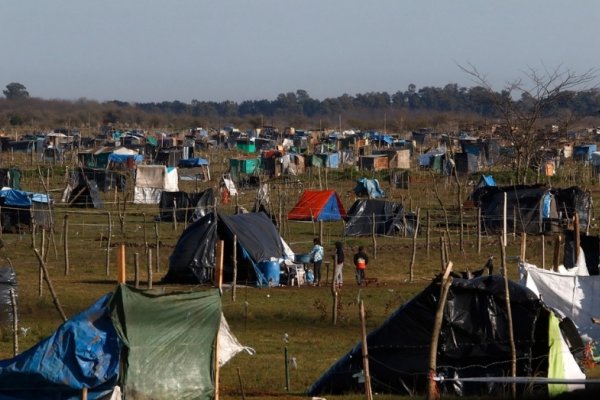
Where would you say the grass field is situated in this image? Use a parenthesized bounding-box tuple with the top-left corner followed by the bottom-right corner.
(0, 154, 597, 399)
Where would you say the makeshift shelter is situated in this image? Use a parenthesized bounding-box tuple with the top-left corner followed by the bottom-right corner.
(165, 212, 288, 286)
(353, 178, 385, 199)
(471, 185, 590, 235)
(62, 168, 103, 208)
(133, 165, 179, 204)
(454, 152, 479, 175)
(107, 147, 143, 170)
(0, 168, 21, 190)
(287, 190, 346, 221)
(77, 147, 113, 169)
(178, 157, 211, 182)
(0, 188, 51, 233)
(0, 285, 249, 400)
(154, 147, 183, 166)
(390, 169, 410, 189)
(309, 275, 585, 397)
(310, 152, 340, 169)
(0, 266, 17, 326)
(344, 199, 415, 237)
(156, 188, 215, 222)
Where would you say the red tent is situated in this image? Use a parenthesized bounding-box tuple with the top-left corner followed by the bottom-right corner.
(287, 190, 346, 221)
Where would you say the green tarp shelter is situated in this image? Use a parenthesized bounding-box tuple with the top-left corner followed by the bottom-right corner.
(110, 285, 222, 400)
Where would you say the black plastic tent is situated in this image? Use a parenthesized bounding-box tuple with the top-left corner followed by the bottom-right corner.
(308, 275, 581, 397)
(164, 212, 285, 284)
(156, 188, 215, 222)
(344, 199, 415, 237)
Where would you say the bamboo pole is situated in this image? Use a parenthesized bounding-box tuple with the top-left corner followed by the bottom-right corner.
(426, 262, 453, 400)
(359, 300, 373, 400)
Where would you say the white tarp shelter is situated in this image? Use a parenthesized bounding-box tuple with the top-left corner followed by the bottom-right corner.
(134, 165, 179, 204)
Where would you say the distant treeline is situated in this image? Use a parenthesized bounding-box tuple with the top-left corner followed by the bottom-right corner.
(2, 84, 600, 131)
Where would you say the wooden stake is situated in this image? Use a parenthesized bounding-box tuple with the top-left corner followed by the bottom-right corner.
(359, 300, 373, 400)
(33, 248, 67, 322)
(106, 212, 112, 276)
(427, 262, 453, 400)
(173, 199, 178, 231)
(232, 235, 237, 302)
(439, 236, 446, 271)
(574, 213, 580, 261)
(520, 232, 527, 261)
(10, 288, 18, 356)
(332, 254, 339, 325)
(477, 207, 482, 255)
(371, 213, 377, 260)
(500, 234, 517, 400)
(147, 248, 153, 289)
(63, 214, 70, 276)
(426, 210, 431, 257)
(215, 240, 224, 291)
(134, 252, 140, 289)
(542, 235, 546, 269)
(409, 208, 421, 283)
(117, 243, 126, 284)
(553, 235, 562, 272)
(154, 221, 160, 272)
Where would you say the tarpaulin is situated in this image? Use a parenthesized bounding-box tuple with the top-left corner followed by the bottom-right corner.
(287, 190, 346, 221)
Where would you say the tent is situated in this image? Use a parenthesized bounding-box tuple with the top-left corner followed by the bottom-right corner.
(344, 199, 415, 237)
(309, 275, 585, 397)
(0, 188, 52, 233)
(62, 168, 103, 208)
(164, 212, 288, 286)
(287, 190, 346, 221)
(107, 146, 143, 169)
(133, 165, 179, 204)
(0, 285, 249, 399)
(156, 188, 215, 222)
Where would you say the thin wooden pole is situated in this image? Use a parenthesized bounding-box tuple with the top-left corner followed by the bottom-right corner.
(520, 232, 527, 261)
(409, 208, 421, 283)
(81, 387, 88, 400)
(33, 248, 67, 322)
(134, 252, 140, 289)
(427, 262, 453, 400)
(232, 235, 238, 302)
(459, 204, 464, 253)
(553, 235, 562, 272)
(106, 212, 112, 276)
(439, 236, 446, 271)
(477, 207, 482, 255)
(173, 199, 178, 231)
(215, 240, 224, 291)
(542, 235, 546, 269)
(332, 254, 339, 325)
(574, 213, 580, 262)
(500, 234, 517, 400)
(147, 248, 153, 289)
(426, 210, 431, 257)
(359, 300, 373, 400)
(154, 221, 160, 272)
(63, 214, 70, 276)
(10, 288, 18, 356)
(117, 243, 126, 284)
(503, 193, 508, 247)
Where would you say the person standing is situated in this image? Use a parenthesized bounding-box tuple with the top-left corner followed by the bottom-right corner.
(334, 241, 345, 288)
(353, 246, 369, 285)
(308, 238, 324, 286)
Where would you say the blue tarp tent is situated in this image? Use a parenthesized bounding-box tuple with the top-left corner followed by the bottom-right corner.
(107, 153, 143, 164)
(477, 174, 497, 189)
(0, 294, 120, 400)
(179, 157, 209, 167)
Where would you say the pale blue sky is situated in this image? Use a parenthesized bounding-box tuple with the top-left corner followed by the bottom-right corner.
(1, 0, 599, 103)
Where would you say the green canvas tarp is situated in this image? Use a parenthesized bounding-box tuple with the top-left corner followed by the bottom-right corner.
(110, 285, 222, 400)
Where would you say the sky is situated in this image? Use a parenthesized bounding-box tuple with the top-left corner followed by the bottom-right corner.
(1, 0, 600, 103)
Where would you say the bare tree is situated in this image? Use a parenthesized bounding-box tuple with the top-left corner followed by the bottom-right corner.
(459, 64, 597, 183)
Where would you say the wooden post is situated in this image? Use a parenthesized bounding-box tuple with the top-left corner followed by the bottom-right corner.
(503, 192, 508, 247)
(10, 288, 18, 356)
(359, 300, 373, 400)
(553, 235, 562, 272)
(574, 213, 580, 262)
(63, 214, 70, 276)
(81, 387, 88, 400)
(520, 232, 527, 261)
(542, 235, 546, 269)
(426, 210, 431, 257)
(332, 254, 338, 325)
(106, 212, 112, 276)
(477, 207, 482, 255)
(143, 212, 148, 252)
(459, 204, 464, 253)
(427, 262, 453, 400)
(117, 243, 126, 284)
(409, 208, 421, 283)
(134, 252, 140, 289)
(371, 213, 377, 260)
(500, 235, 517, 400)
(439, 236, 446, 271)
(147, 248, 153, 289)
(154, 221, 160, 272)
(215, 240, 224, 291)
(33, 248, 67, 322)
(232, 235, 237, 302)
(319, 220, 324, 249)
(173, 199, 178, 231)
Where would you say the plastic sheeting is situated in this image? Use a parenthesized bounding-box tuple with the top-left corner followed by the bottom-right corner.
(353, 178, 385, 199)
(345, 199, 413, 237)
(0, 293, 121, 400)
(0, 267, 17, 326)
(309, 275, 564, 397)
(157, 188, 215, 222)
(110, 285, 221, 400)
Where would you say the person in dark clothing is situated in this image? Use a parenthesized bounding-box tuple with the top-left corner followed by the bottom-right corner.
(353, 246, 369, 285)
(334, 241, 345, 288)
